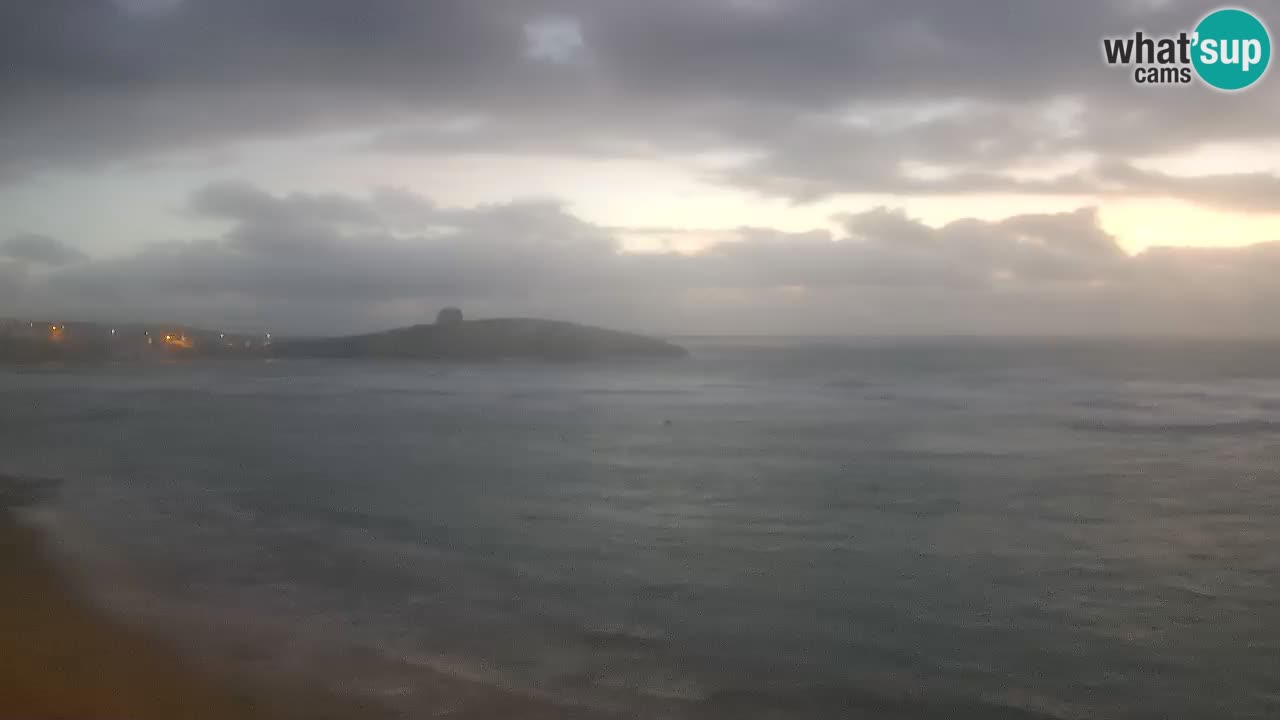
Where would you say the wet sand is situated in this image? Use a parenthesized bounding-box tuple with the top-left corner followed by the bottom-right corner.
(0, 504, 628, 719)
(0, 509, 395, 719)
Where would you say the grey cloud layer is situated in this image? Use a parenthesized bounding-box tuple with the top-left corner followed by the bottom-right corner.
(6, 1, 1279, 334)
(9, 183, 1280, 335)
(2, 0, 1277, 209)
(1, 233, 88, 266)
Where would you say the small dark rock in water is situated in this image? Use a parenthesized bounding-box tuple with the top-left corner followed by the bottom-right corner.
(662, 419, 673, 426)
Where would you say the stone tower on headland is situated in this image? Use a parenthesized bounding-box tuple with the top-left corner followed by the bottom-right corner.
(436, 307, 463, 327)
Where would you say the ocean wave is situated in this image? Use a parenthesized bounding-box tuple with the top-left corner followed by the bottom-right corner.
(824, 377, 874, 389)
(1070, 397, 1156, 412)
(0, 473, 62, 508)
(577, 388, 690, 397)
(578, 622, 669, 650)
(698, 685, 1066, 720)
(1066, 417, 1280, 436)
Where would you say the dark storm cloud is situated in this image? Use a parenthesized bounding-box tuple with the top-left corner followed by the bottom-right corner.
(1, 0, 1277, 207)
(190, 181, 379, 227)
(0, 0, 530, 175)
(1, 233, 88, 266)
(1094, 161, 1280, 214)
(11, 182, 1280, 335)
(42, 184, 622, 310)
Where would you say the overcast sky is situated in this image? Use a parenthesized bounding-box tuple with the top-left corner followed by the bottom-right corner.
(3, 0, 1280, 335)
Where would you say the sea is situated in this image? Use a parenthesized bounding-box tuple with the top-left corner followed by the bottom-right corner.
(2, 336, 1279, 719)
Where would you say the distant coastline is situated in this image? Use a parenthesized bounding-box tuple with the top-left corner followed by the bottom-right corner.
(0, 319, 272, 365)
(276, 315, 687, 362)
(0, 310, 686, 365)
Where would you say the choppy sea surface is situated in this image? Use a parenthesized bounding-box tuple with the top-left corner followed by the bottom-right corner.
(3, 336, 1279, 719)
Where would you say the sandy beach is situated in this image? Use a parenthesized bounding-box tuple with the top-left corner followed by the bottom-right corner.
(0, 497, 625, 720)
(0, 509, 390, 720)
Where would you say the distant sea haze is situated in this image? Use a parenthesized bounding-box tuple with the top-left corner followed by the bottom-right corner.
(2, 336, 1279, 719)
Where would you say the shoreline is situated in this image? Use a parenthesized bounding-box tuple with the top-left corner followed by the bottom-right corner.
(0, 472, 1070, 720)
(0, 501, 626, 719)
(0, 507, 395, 720)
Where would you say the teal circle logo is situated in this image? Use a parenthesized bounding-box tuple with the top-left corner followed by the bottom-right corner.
(1192, 8, 1271, 90)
